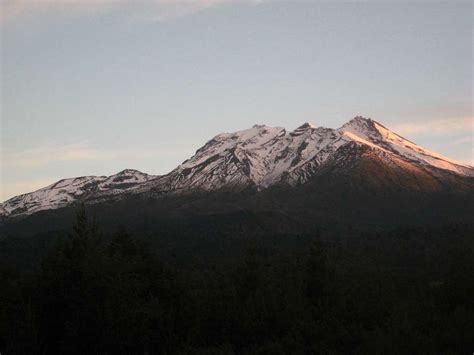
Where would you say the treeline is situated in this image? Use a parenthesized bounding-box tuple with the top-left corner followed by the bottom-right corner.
(1, 208, 473, 354)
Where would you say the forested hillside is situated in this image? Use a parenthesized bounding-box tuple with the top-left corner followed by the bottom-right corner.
(1, 207, 473, 354)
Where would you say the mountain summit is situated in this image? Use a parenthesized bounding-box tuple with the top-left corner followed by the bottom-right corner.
(1, 117, 472, 218)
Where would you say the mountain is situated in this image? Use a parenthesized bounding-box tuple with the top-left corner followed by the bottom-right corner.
(1, 116, 473, 219)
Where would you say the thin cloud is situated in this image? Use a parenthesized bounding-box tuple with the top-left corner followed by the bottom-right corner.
(3, 142, 115, 169)
(1, 0, 268, 24)
(389, 117, 473, 166)
(133, 0, 268, 22)
(1, 0, 119, 24)
(391, 117, 473, 136)
(450, 136, 473, 146)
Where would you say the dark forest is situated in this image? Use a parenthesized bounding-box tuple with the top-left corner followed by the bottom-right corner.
(1, 206, 473, 354)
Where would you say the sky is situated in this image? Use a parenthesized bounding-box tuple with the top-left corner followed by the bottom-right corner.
(1, 0, 473, 201)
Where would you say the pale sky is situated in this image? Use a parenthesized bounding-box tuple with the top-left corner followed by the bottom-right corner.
(1, 0, 473, 201)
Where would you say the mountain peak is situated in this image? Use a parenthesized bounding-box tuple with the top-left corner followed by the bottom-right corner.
(344, 115, 374, 127)
(339, 116, 383, 138)
(116, 169, 145, 175)
(339, 117, 473, 175)
(298, 122, 316, 129)
(290, 122, 317, 136)
(352, 115, 370, 121)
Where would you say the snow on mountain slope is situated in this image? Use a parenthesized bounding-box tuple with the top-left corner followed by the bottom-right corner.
(262, 124, 350, 186)
(137, 125, 287, 193)
(0, 169, 156, 217)
(96, 169, 154, 194)
(170, 124, 287, 189)
(144, 123, 353, 192)
(1, 117, 472, 218)
(0, 176, 107, 217)
(339, 116, 473, 176)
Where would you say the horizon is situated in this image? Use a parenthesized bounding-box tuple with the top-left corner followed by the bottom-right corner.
(1, 1, 473, 201)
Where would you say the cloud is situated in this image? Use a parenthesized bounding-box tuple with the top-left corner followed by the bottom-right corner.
(391, 117, 473, 136)
(132, 0, 230, 22)
(1, 0, 268, 24)
(2, 141, 115, 169)
(1, 0, 118, 24)
(388, 116, 473, 166)
(450, 136, 473, 146)
(132, 0, 268, 22)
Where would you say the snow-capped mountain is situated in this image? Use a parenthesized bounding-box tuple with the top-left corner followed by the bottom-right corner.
(145, 116, 472, 193)
(1, 117, 472, 218)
